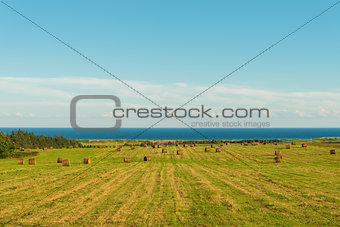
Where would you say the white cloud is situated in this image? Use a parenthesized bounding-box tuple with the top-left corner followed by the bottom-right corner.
(1, 76, 339, 105)
(102, 112, 113, 118)
(318, 108, 330, 117)
(174, 82, 187, 88)
(14, 112, 24, 117)
(295, 110, 313, 118)
(0, 76, 340, 127)
(335, 110, 340, 117)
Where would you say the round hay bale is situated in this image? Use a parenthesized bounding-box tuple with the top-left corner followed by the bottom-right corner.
(158, 145, 162, 148)
(211, 144, 216, 148)
(83, 158, 91, 164)
(190, 144, 194, 147)
(274, 156, 281, 163)
(243, 142, 248, 146)
(194, 144, 198, 147)
(20, 148, 25, 151)
(162, 149, 168, 153)
(152, 145, 158, 148)
(29, 159, 36, 165)
(124, 157, 131, 163)
(144, 156, 151, 161)
(302, 143, 307, 148)
(205, 147, 210, 152)
(216, 148, 221, 152)
(273, 142, 278, 145)
(62, 159, 70, 167)
(43, 147, 47, 151)
(69, 146, 73, 149)
(131, 146, 135, 150)
(176, 144, 179, 147)
(220, 143, 224, 147)
(117, 148, 122, 151)
(225, 142, 230, 146)
(17, 158, 24, 165)
(50, 146, 53, 150)
(183, 144, 188, 147)
(113, 145, 117, 148)
(177, 150, 183, 155)
(291, 141, 296, 145)
(274, 150, 281, 156)
(330, 149, 336, 155)
(286, 145, 291, 149)
(119, 145, 123, 148)
(143, 144, 148, 148)
(57, 157, 64, 163)
(274, 151, 282, 158)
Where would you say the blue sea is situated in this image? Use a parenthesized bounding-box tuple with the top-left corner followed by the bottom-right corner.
(1, 128, 340, 140)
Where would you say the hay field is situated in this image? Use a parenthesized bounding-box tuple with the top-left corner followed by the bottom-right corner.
(0, 142, 339, 226)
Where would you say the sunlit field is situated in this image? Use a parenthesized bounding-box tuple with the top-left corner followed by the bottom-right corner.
(0, 140, 339, 226)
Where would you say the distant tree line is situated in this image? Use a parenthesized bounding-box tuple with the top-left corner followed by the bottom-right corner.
(131, 139, 282, 147)
(0, 130, 82, 158)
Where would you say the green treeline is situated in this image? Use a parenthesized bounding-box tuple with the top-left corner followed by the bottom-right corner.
(0, 130, 82, 158)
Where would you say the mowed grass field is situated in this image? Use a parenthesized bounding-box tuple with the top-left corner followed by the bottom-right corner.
(0, 142, 339, 226)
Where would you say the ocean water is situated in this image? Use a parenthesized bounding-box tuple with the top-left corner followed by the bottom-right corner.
(1, 128, 340, 140)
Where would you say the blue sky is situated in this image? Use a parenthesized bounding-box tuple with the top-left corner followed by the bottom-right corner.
(0, 0, 339, 128)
